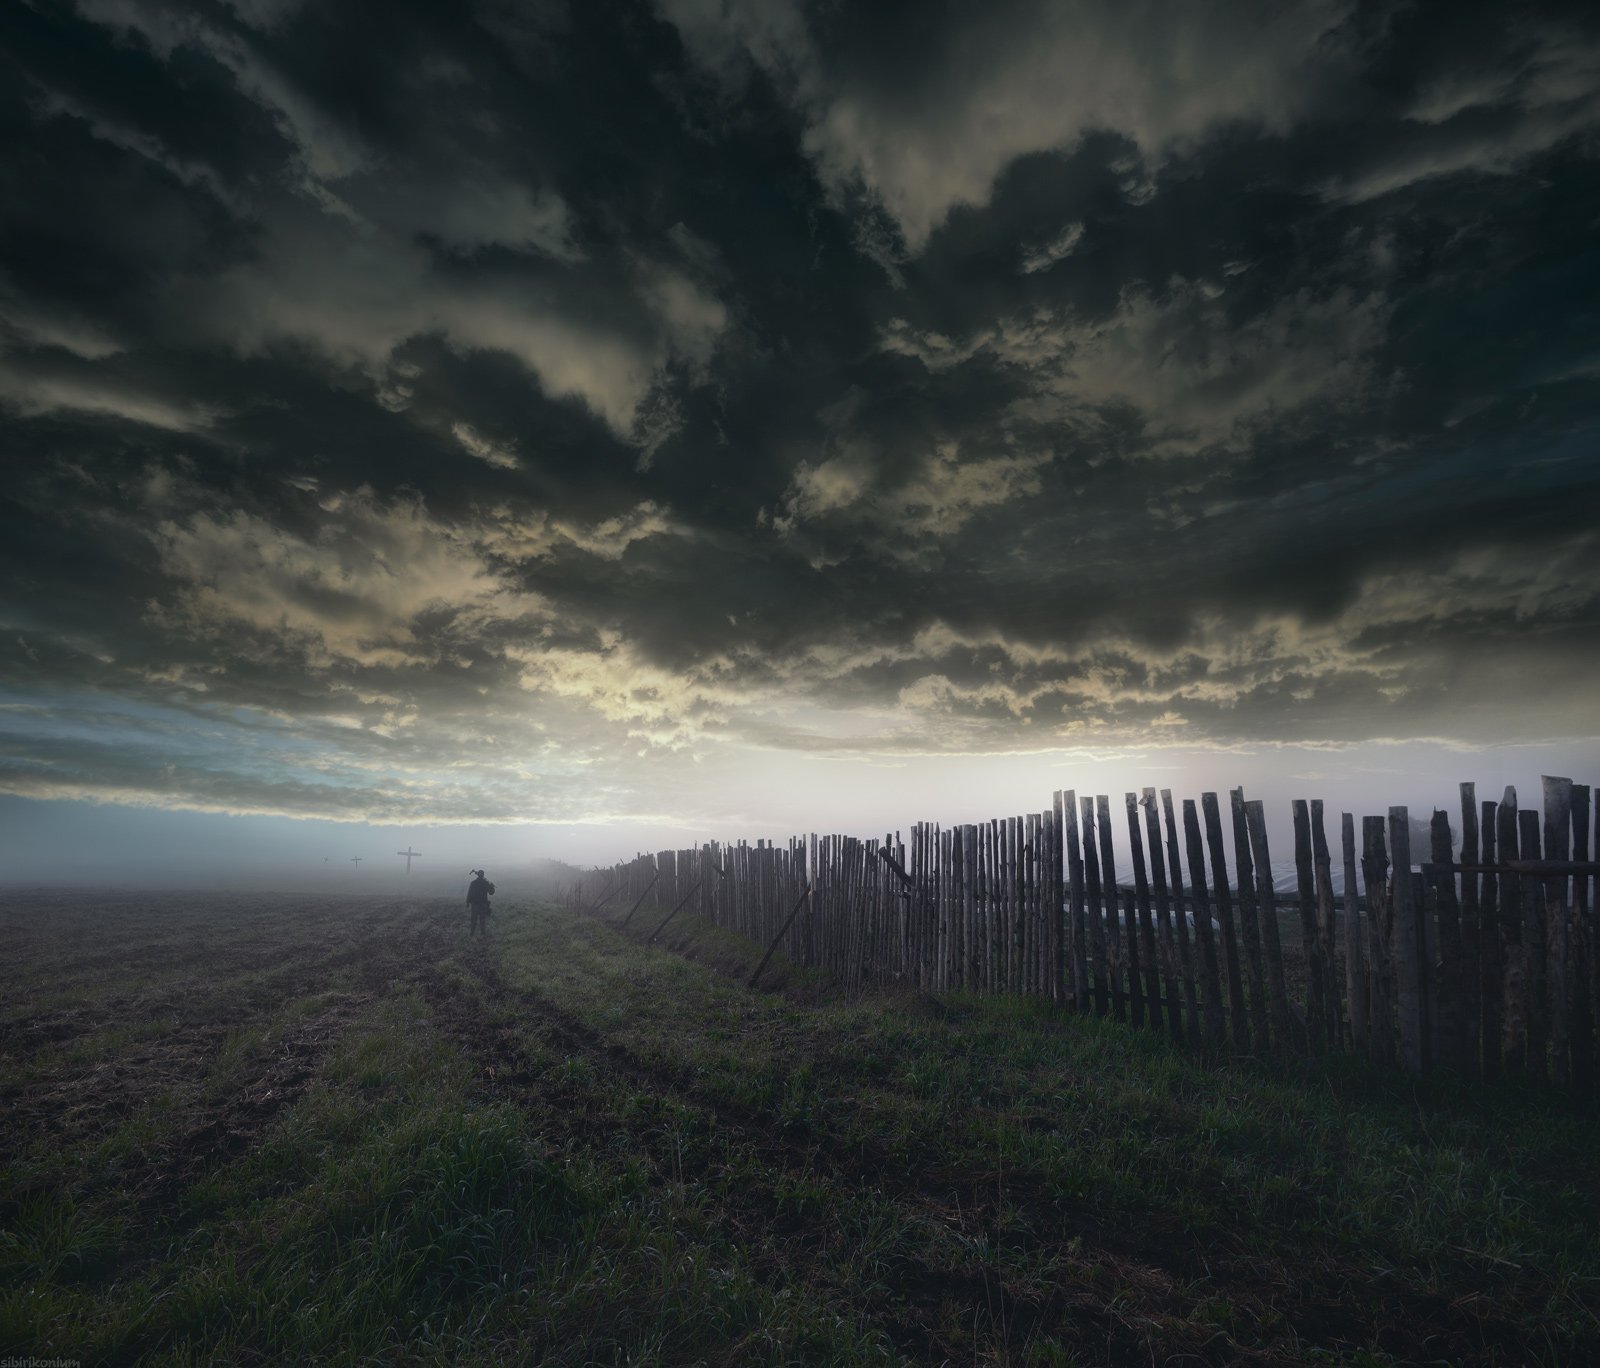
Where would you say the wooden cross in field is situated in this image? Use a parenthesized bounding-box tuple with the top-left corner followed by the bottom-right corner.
(397, 847, 421, 873)
(351, 856, 362, 870)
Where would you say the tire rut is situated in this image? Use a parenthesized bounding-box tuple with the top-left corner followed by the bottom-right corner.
(417, 949, 1245, 1366)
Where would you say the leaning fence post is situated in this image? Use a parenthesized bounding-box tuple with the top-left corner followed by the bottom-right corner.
(647, 878, 706, 945)
(620, 870, 661, 928)
(748, 883, 815, 990)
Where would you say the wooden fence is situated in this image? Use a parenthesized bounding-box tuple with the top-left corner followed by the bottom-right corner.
(566, 777, 1598, 1091)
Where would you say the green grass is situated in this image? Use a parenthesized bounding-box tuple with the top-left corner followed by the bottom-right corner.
(2, 887, 1596, 1365)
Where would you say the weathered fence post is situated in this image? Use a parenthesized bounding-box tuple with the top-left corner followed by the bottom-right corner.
(1575, 784, 1596, 1097)
(1479, 796, 1501, 1081)
(1065, 791, 1089, 1012)
(1362, 816, 1395, 1066)
(1230, 789, 1271, 1054)
(1342, 813, 1367, 1055)
(1245, 800, 1295, 1052)
(1497, 790, 1525, 1070)
(1125, 794, 1160, 1032)
(1390, 807, 1427, 1073)
(1292, 800, 1327, 1051)
(1543, 777, 1573, 1087)
(1311, 801, 1344, 1049)
(1519, 805, 1546, 1080)
(1429, 810, 1467, 1074)
(1137, 790, 1184, 1040)
(1160, 790, 1201, 1042)
(1459, 784, 1482, 1078)
(1082, 795, 1110, 1017)
(1181, 797, 1226, 1047)
(1203, 793, 1250, 1052)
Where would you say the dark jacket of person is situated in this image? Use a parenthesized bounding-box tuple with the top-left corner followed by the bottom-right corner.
(466, 873, 495, 907)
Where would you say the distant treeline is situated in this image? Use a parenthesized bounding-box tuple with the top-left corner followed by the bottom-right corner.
(569, 778, 1597, 1094)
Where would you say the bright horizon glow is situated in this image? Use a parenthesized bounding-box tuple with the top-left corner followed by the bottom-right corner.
(3, 737, 1593, 890)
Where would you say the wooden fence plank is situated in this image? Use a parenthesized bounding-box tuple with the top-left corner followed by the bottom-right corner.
(1543, 777, 1573, 1087)
(1312, 801, 1344, 1049)
(1390, 807, 1426, 1073)
(1458, 785, 1482, 1079)
(1082, 795, 1110, 1017)
(1342, 813, 1368, 1054)
(1182, 797, 1226, 1046)
(981, 818, 995, 994)
(1430, 809, 1467, 1075)
(1139, 790, 1185, 1040)
(1575, 784, 1595, 1098)
(1520, 805, 1546, 1080)
(1230, 789, 1272, 1055)
(963, 824, 979, 993)
(1025, 813, 1041, 997)
(1065, 790, 1090, 1012)
(1245, 800, 1295, 1052)
(1161, 790, 1201, 1042)
(1580, 787, 1593, 1094)
(1051, 793, 1065, 1002)
(1203, 793, 1250, 1052)
(1496, 791, 1525, 1070)
(1125, 793, 1161, 1032)
(1292, 800, 1327, 1050)
(1096, 796, 1125, 1024)
(1478, 801, 1500, 1081)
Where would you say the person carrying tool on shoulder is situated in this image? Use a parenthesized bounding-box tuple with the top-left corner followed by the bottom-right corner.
(466, 868, 496, 936)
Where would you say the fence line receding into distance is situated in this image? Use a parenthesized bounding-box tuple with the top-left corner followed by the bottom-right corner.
(563, 778, 1598, 1093)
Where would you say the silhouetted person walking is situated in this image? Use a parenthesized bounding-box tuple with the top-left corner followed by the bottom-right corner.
(466, 869, 495, 935)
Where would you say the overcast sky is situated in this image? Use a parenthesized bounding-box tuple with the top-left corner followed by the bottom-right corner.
(2, 0, 1598, 884)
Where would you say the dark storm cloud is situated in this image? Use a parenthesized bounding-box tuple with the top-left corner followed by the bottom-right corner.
(2, 0, 1598, 824)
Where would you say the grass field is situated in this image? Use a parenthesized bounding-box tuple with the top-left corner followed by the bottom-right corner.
(3, 889, 1597, 1366)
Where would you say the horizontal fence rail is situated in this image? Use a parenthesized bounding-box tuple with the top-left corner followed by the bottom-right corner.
(562, 777, 1597, 1093)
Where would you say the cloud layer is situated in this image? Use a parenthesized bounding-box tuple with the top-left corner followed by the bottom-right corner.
(1, 0, 1597, 828)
